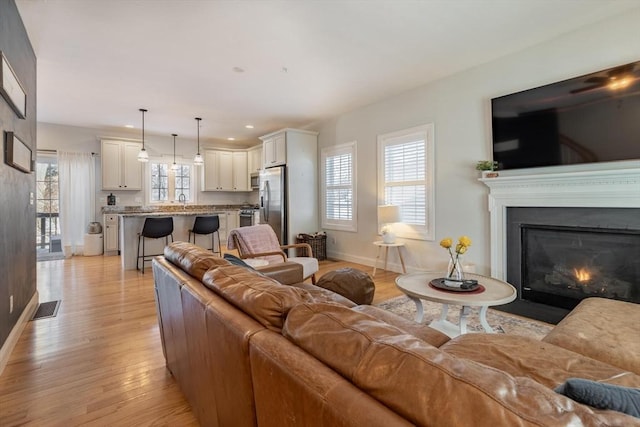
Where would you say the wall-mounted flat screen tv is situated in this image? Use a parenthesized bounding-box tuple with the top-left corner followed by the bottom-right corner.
(491, 60, 640, 170)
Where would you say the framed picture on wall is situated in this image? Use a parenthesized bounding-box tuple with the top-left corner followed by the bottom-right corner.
(5, 131, 32, 173)
(0, 51, 27, 119)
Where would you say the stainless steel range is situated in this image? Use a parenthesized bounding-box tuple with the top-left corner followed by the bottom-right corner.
(239, 207, 259, 227)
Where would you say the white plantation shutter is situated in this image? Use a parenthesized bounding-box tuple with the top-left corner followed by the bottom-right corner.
(321, 142, 357, 231)
(384, 139, 426, 226)
(378, 124, 434, 240)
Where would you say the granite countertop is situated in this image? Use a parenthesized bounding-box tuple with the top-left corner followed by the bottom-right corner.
(102, 204, 252, 216)
(118, 210, 230, 218)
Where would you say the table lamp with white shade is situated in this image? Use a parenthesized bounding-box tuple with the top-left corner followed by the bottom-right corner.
(378, 205, 401, 244)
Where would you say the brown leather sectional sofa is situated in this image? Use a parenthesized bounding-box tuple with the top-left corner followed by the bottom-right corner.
(153, 242, 640, 426)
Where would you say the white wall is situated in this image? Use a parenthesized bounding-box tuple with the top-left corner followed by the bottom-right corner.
(315, 8, 640, 275)
(37, 122, 260, 224)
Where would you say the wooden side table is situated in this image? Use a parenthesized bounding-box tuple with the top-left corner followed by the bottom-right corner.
(372, 241, 406, 277)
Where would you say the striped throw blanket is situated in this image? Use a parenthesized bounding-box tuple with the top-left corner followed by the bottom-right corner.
(227, 225, 285, 264)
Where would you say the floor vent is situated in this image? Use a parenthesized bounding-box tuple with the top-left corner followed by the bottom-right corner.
(31, 300, 61, 320)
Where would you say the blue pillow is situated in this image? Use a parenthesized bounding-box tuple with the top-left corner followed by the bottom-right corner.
(223, 253, 255, 270)
(555, 378, 640, 418)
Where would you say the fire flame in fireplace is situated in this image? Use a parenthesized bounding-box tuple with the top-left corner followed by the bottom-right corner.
(574, 268, 591, 282)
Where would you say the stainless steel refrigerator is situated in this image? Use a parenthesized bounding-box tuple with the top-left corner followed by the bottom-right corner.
(259, 166, 287, 244)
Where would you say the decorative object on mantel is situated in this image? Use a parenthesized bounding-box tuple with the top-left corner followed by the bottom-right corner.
(476, 160, 499, 178)
(378, 204, 401, 244)
(194, 117, 204, 166)
(440, 236, 472, 286)
(171, 133, 179, 170)
(0, 51, 27, 119)
(137, 108, 149, 162)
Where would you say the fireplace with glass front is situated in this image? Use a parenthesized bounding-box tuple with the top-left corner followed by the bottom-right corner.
(498, 207, 640, 324)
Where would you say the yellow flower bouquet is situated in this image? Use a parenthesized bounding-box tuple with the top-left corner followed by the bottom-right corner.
(440, 236, 472, 280)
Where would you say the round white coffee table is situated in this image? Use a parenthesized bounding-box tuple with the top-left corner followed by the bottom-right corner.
(395, 272, 516, 338)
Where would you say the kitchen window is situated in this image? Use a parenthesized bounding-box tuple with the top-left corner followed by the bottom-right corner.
(149, 161, 193, 203)
(321, 141, 357, 232)
(377, 124, 434, 241)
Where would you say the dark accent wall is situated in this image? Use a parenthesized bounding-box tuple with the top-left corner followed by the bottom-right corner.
(0, 0, 37, 349)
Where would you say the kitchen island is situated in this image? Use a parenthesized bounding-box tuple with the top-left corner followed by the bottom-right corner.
(102, 205, 242, 270)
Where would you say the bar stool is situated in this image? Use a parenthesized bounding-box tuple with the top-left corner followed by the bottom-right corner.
(137, 216, 174, 273)
(189, 215, 221, 256)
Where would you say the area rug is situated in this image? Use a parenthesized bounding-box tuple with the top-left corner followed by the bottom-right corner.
(376, 295, 553, 340)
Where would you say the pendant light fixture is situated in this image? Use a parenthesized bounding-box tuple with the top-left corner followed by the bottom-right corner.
(193, 117, 204, 166)
(137, 108, 149, 162)
(171, 133, 180, 171)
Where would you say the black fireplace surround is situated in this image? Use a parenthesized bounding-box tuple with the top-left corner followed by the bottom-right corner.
(497, 207, 640, 324)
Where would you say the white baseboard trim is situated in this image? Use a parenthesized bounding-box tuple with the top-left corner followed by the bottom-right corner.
(326, 250, 407, 274)
(0, 291, 39, 376)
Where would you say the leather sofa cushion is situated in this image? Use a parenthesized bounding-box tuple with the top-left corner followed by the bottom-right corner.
(440, 333, 640, 389)
(353, 305, 450, 347)
(284, 302, 636, 426)
(202, 265, 346, 332)
(164, 241, 230, 281)
(542, 297, 640, 375)
(289, 282, 357, 308)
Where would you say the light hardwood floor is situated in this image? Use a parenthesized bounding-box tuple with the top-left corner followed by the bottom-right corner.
(0, 254, 402, 426)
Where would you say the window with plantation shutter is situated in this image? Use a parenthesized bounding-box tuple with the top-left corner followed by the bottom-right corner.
(378, 124, 434, 241)
(321, 141, 357, 232)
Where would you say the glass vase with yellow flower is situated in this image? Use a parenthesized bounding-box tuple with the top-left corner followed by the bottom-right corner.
(440, 236, 472, 286)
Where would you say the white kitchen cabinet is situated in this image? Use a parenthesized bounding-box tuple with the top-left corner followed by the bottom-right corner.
(203, 150, 232, 191)
(232, 151, 249, 191)
(215, 211, 238, 246)
(101, 140, 142, 190)
(248, 145, 263, 173)
(262, 133, 286, 167)
(202, 150, 216, 190)
(104, 214, 119, 255)
(227, 210, 240, 231)
(203, 149, 249, 191)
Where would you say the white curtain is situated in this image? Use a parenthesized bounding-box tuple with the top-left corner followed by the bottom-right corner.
(58, 152, 95, 257)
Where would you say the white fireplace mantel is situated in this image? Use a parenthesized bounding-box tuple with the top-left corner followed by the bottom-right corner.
(480, 168, 640, 280)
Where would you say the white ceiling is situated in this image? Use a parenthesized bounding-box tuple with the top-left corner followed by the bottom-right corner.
(16, 0, 640, 146)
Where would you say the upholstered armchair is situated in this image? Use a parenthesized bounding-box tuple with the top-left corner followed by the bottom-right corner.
(227, 224, 319, 284)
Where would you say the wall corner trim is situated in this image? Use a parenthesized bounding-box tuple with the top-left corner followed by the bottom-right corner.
(0, 291, 39, 376)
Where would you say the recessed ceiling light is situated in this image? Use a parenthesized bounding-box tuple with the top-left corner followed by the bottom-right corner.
(125, 124, 134, 128)
(245, 125, 254, 129)
(232, 67, 245, 73)
(227, 137, 235, 141)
